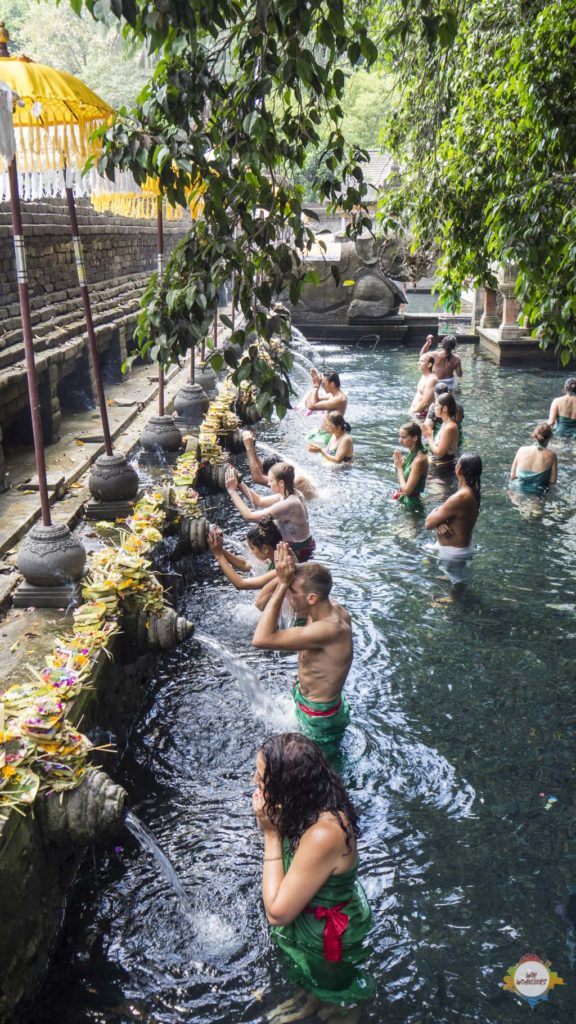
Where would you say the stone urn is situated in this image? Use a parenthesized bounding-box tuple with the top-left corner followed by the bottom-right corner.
(198, 462, 229, 491)
(195, 363, 218, 394)
(17, 523, 86, 587)
(37, 769, 128, 845)
(219, 428, 245, 454)
(236, 400, 262, 425)
(140, 415, 183, 453)
(179, 515, 209, 554)
(173, 382, 210, 427)
(124, 606, 194, 651)
(89, 452, 139, 503)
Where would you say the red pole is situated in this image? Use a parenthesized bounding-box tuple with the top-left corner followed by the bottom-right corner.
(8, 158, 51, 526)
(231, 271, 236, 332)
(65, 184, 113, 456)
(156, 196, 165, 415)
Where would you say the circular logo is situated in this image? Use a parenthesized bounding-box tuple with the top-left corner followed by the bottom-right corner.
(513, 956, 551, 1000)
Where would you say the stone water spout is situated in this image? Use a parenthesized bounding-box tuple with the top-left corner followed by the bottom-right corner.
(37, 769, 128, 845)
(125, 606, 195, 651)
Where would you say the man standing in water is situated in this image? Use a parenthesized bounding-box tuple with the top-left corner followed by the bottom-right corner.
(305, 368, 348, 414)
(425, 454, 482, 563)
(253, 543, 352, 756)
(420, 333, 463, 388)
(410, 353, 438, 418)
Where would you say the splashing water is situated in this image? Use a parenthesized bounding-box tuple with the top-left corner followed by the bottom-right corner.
(194, 630, 292, 726)
(124, 811, 195, 927)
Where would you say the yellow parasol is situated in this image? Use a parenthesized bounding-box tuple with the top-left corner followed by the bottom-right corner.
(0, 22, 139, 541)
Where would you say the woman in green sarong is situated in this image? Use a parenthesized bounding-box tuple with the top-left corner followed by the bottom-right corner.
(392, 421, 429, 511)
(548, 377, 576, 438)
(253, 733, 374, 1009)
(510, 422, 557, 495)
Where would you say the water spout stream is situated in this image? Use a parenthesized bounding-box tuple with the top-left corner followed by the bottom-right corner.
(124, 811, 194, 926)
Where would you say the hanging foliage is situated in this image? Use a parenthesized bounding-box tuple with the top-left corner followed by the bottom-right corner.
(61, 0, 378, 413)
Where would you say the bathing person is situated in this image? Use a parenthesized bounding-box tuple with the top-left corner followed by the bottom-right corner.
(425, 454, 482, 560)
(207, 517, 281, 603)
(426, 383, 464, 443)
(253, 543, 352, 755)
(252, 733, 373, 1006)
(225, 462, 316, 562)
(548, 377, 576, 437)
(510, 423, 557, 494)
(308, 412, 353, 464)
(422, 392, 460, 478)
(420, 333, 463, 388)
(410, 354, 438, 418)
(392, 422, 429, 511)
(305, 369, 348, 415)
(242, 432, 318, 499)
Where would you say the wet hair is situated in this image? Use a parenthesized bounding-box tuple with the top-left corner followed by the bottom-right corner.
(246, 515, 282, 552)
(441, 334, 457, 354)
(294, 561, 332, 600)
(268, 461, 295, 494)
(323, 369, 341, 388)
(259, 733, 358, 852)
(261, 454, 282, 474)
(457, 453, 482, 506)
(400, 420, 423, 445)
(564, 377, 576, 395)
(326, 411, 351, 433)
(532, 422, 552, 446)
(436, 392, 458, 419)
(422, 354, 435, 372)
(433, 382, 450, 397)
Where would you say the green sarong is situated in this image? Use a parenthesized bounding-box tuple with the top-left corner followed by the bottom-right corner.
(397, 446, 427, 512)
(293, 682, 350, 758)
(307, 427, 331, 447)
(272, 840, 374, 1006)
(555, 415, 576, 437)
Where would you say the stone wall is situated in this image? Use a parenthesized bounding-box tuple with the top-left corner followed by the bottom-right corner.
(0, 197, 186, 306)
(0, 199, 187, 489)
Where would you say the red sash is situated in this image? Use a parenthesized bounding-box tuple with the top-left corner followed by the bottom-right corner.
(305, 900, 350, 961)
(296, 698, 342, 718)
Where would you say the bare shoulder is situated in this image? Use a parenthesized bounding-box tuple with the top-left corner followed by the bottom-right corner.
(333, 602, 352, 627)
(300, 813, 350, 855)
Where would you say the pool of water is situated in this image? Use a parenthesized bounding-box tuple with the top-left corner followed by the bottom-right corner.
(30, 341, 576, 1023)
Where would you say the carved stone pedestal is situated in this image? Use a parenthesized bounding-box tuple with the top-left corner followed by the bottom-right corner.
(14, 523, 86, 609)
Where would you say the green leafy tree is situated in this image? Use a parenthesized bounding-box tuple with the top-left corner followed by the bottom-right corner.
(61, 0, 378, 416)
(12, 1, 152, 109)
(376, 0, 576, 362)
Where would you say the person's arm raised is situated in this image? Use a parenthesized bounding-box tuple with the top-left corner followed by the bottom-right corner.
(243, 434, 268, 486)
(260, 820, 344, 926)
(427, 420, 458, 456)
(240, 481, 280, 508)
(402, 452, 426, 496)
(547, 398, 558, 426)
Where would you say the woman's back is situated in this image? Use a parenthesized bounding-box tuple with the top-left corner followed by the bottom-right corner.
(556, 394, 576, 419)
(514, 444, 555, 472)
(271, 490, 310, 543)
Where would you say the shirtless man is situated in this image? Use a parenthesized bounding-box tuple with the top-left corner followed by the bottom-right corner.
(420, 334, 463, 388)
(242, 431, 318, 500)
(304, 368, 348, 414)
(410, 354, 438, 418)
(425, 454, 482, 561)
(253, 543, 352, 753)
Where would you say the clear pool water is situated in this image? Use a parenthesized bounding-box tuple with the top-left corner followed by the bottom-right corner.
(31, 341, 576, 1024)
